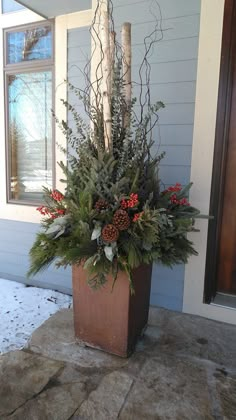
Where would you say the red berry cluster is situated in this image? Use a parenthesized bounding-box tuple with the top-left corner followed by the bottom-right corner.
(36, 206, 50, 216)
(36, 206, 66, 219)
(121, 193, 139, 209)
(49, 209, 66, 219)
(170, 195, 190, 206)
(56, 209, 66, 215)
(50, 190, 64, 202)
(36, 190, 66, 220)
(162, 183, 190, 207)
(162, 183, 182, 194)
(133, 212, 144, 222)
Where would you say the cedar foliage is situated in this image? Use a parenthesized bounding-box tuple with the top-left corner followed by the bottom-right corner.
(28, 5, 202, 290)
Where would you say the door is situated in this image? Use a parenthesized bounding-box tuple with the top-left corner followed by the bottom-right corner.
(205, 0, 236, 301)
(217, 42, 236, 295)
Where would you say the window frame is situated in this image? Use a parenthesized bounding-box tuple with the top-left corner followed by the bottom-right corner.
(4, 20, 54, 68)
(3, 19, 55, 206)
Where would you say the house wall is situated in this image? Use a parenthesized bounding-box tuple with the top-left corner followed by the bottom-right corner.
(0, 1, 235, 325)
(0, 1, 201, 312)
(111, 0, 201, 310)
(0, 8, 92, 293)
(65, 0, 201, 310)
(183, 0, 236, 326)
(0, 219, 72, 293)
(67, 26, 91, 126)
(0, 9, 93, 294)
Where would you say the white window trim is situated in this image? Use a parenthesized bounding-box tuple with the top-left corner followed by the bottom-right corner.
(183, 0, 236, 325)
(0, 1, 93, 223)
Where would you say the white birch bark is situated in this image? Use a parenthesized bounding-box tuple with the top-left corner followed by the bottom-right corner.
(101, 10, 112, 151)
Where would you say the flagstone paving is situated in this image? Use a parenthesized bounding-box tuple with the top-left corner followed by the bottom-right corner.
(1, 307, 236, 419)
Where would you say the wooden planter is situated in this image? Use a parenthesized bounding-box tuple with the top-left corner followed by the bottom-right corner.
(72, 264, 152, 357)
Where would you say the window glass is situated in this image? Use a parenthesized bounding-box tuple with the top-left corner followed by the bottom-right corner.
(7, 26, 52, 64)
(8, 71, 53, 202)
(2, 0, 25, 13)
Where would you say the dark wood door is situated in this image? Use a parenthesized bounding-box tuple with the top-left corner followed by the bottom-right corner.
(217, 53, 236, 294)
(217, 1, 236, 294)
(204, 0, 236, 301)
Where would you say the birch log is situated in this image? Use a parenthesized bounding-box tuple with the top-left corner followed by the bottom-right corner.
(101, 10, 112, 152)
(121, 22, 132, 130)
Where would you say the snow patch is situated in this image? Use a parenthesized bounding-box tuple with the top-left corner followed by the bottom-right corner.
(0, 279, 72, 354)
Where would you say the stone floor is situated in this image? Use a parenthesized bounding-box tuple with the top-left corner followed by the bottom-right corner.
(1, 307, 236, 419)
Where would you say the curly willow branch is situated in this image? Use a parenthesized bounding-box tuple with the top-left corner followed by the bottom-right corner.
(64, 0, 164, 157)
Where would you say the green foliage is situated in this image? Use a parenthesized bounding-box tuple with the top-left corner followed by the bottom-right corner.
(28, 55, 202, 291)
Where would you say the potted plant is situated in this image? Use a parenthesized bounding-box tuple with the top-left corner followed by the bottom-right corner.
(28, 7, 201, 357)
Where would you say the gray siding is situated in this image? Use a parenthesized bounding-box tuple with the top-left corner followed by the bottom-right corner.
(113, 0, 201, 311)
(65, 2, 201, 311)
(113, 0, 200, 186)
(67, 26, 91, 161)
(0, 2, 200, 308)
(0, 219, 72, 294)
(67, 27, 91, 128)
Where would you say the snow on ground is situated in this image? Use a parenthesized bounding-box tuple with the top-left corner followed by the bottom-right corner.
(0, 279, 72, 354)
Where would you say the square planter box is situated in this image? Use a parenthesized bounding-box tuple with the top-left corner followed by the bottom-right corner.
(72, 264, 152, 357)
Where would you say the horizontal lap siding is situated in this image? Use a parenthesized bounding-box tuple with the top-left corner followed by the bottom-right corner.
(67, 28, 90, 164)
(113, 0, 201, 311)
(0, 220, 72, 294)
(19, 3, 199, 305)
(67, 27, 91, 140)
(113, 0, 200, 21)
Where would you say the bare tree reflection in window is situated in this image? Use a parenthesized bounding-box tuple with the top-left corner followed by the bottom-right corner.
(22, 27, 51, 60)
(5, 22, 53, 203)
(8, 72, 52, 201)
(7, 26, 52, 64)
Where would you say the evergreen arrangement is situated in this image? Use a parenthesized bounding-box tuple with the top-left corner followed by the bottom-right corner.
(28, 6, 201, 291)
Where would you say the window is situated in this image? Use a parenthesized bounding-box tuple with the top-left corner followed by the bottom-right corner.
(2, 0, 25, 14)
(7, 25, 52, 63)
(4, 22, 54, 204)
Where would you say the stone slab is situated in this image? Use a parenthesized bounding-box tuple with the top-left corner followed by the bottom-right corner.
(74, 371, 133, 420)
(1, 307, 236, 419)
(119, 356, 213, 420)
(215, 371, 236, 420)
(7, 383, 86, 420)
(0, 350, 63, 417)
(148, 307, 236, 368)
(27, 309, 128, 370)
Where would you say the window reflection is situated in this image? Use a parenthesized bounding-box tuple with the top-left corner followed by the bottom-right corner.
(8, 71, 52, 201)
(7, 26, 52, 64)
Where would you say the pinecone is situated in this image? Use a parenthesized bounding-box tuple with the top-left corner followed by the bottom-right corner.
(95, 198, 109, 211)
(113, 209, 130, 231)
(102, 224, 119, 242)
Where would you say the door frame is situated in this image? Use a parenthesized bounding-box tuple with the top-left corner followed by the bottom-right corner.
(204, 0, 236, 303)
(183, 0, 236, 325)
